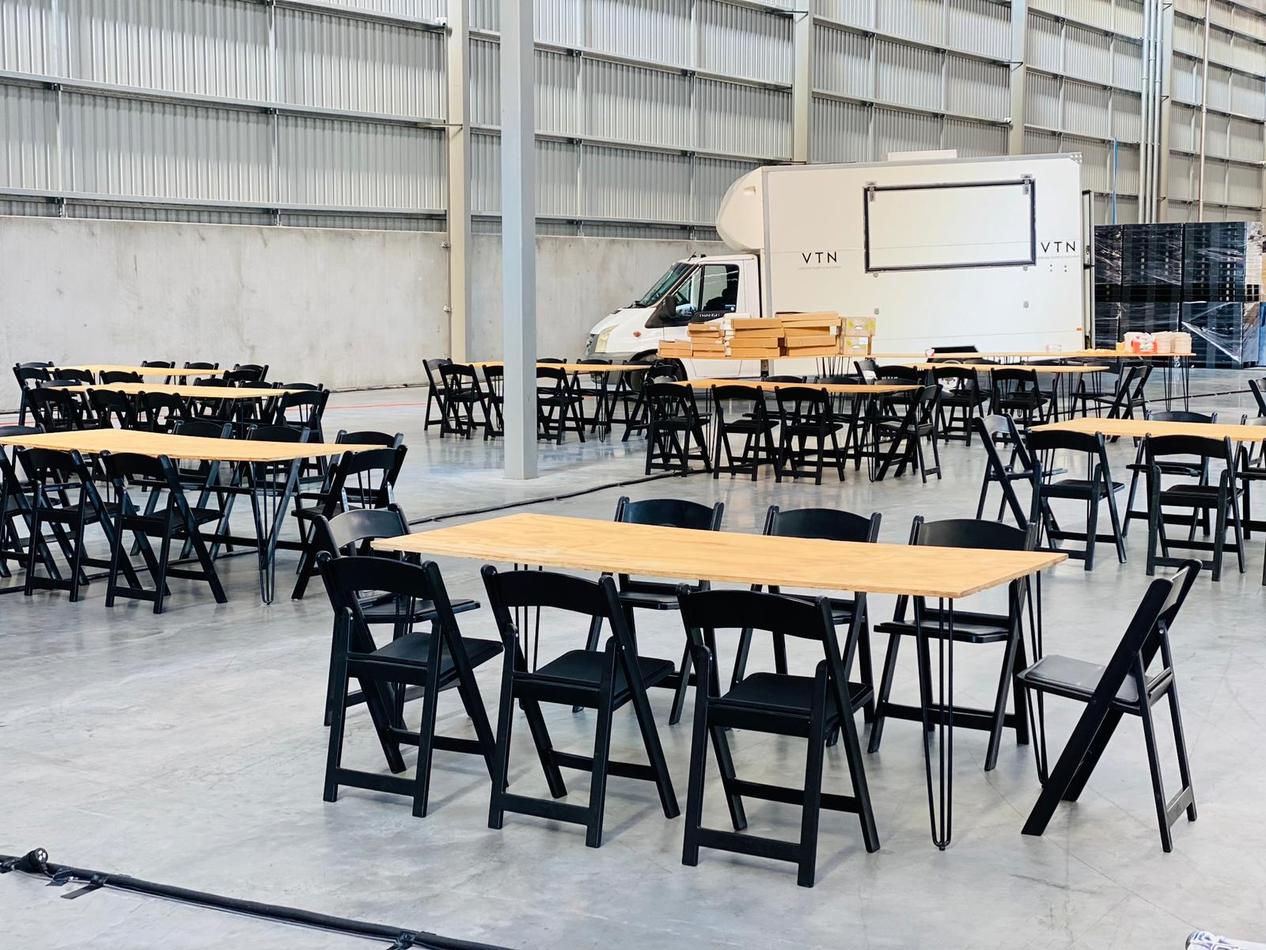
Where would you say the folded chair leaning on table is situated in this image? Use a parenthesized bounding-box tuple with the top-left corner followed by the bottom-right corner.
(1019, 560, 1201, 852)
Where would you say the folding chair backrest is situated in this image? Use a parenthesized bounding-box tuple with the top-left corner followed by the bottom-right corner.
(99, 371, 142, 384)
(765, 505, 878, 543)
(248, 424, 308, 443)
(88, 388, 136, 428)
(1101, 561, 1200, 685)
(423, 358, 451, 391)
(99, 451, 173, 493)
(19, 447, 83, 486)
(439, 362, 479, 390)
(232, 363, 269, 383)
(762, 374, 804, 384)
(142, 360, 174, 369)
(1144, 434, 1230, 465)
(184, 361, 219, 371)
(933, 365, 978, 384)
(172, 418, 232, 439)
(139, 391, 190, 431)
(913, 515, 1036, 553)
(877, 365, 924, 384)
(991, 367, 1039, 391)
(644, 360, 686, 383)
(51, 368, 94, 385)
(335, 429, 404, 448)
(320, 555, 458, 641)
(615, 495, 723, 531)
(1148, 410, 1216, 424)
(314, 506, 410, 557)
(644, 381, 700, 421)
(1249, 377, 1266, 418)
(1026, 427, 1106, 457)
(272, 390, 329, 431)
(25, 387, 83, 431)
(678, 588, 835, 644)
(326, 445, 407, 511)
(773, 385, 832, 423)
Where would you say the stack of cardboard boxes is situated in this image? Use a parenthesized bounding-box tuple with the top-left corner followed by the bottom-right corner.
(656, 313, 875, 360)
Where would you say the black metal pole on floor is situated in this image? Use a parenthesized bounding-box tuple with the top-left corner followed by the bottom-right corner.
(0, 848, 510, 950)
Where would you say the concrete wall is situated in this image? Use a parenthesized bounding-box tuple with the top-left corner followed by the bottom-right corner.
(0, 216, 449, 407)
(469, 234, 725, 360)
(0, 215, 723, 410)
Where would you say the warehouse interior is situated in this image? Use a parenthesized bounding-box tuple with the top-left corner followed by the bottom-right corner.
(2, 0, 1266, 948)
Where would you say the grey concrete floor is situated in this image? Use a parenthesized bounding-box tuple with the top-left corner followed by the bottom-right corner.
(2, 374, 1265, 950)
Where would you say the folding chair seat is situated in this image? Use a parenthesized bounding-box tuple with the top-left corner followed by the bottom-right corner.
(731, 505, 879, 725)
(643, 382, 711, 475)
(870, 517, 1037, 771)
(1028, 428, 1127, 571)
(678, 588, 879, 887)
(320, 556, 500, 818)
(710, 384, 779, 480)
(483, 567, 679, 848)
(1019, 561, 1200, 851)
(99, 452, 227, 613)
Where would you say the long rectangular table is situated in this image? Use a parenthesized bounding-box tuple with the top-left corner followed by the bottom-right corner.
(0, 429, 355, 602)
(60, 364, 229, 377)
(372, 513, 1066, 848)
(65, 383, 300, 400)
(674, 378, 917, 396)
(1034, 416, 1266, 443)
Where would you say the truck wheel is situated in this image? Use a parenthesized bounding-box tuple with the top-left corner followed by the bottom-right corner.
(627, 351, 659, 392)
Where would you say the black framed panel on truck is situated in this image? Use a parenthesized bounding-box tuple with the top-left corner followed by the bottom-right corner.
(862, 177, 1038, 274)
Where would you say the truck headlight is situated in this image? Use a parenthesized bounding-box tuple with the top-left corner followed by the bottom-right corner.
(595, 327, 614, 354)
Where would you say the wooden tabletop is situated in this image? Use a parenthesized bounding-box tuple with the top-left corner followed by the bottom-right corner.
(0, 428, 355, 463)
(1035, 417, 1266, 443)
(60, 364, 229, 377)
(64, 382, 299, 400)
(675, 379, 918, 396)
(371, 513, 1065, 600)
(466, 361, 644, 374)
(872, 350, 1192, 361)
(898, 362, 1111, 374)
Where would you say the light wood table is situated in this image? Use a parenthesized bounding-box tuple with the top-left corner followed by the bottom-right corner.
(675, 378, 918, 396)
(0, 428, 356, 602)
(467, 361, 645, 374)
(1034, 416, 1266, 443)
(65, 382, 299, 400)
(60, 364, 229, 377)
(373, 512, 1065, 848)
(898, 362, 1111, 374)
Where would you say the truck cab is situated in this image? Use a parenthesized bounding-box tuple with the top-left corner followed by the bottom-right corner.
(585, 253, 762, 377)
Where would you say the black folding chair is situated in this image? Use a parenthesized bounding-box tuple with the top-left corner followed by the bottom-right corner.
(137, 391, 191, 433)
(422, 358, 452, 432)
(678, 588, 879, 887)
(99, 452, 227, 613)
(25, 387, 86, 433)
(990, 368, 1050, 429)
(934, 365, 988, 444)
(311, 506, 480, 725)
(0, 433, 61, 582)
(321, 556, 500, 818)
(622, 360, 685, 441)
(870, 517, 1037, 772)
(482, 567, 679, 848)
(1122, 411, 1217, 536)
(643, 382, 711, 475)
(87, 388, 138, 429)
(1028, 428, 1127, 571)
(291, 444, 408, 600)
(710, 384, 779, 480)
(436, 363, 487, 438)
(13, 363, 53, 426)
(1143, 435, 1244, 582)
(1020, 561, 1200, 851)
(732, 505, 879, 729)
(872, 384, 942, 483)
(19, 447, 136, 602)
(773, 385, 848, 484)
(481, 365, 504, 439)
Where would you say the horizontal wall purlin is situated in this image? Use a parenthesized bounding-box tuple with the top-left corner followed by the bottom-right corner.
(810, 88, 1011, 129)
(0, 185, 446, 218)
(240, 0, 446, 32)
(468, 31, 793, 91)
(470, 127, 788, 165)
(0, 72, 448, 130)
(812, 16, 1014, 68)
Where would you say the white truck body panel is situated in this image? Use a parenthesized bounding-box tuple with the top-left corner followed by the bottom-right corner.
(588, 153, 1087, 373)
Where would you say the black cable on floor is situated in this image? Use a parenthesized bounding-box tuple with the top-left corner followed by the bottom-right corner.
(406, 470, 680, 526)
(0, 848, 509, 950)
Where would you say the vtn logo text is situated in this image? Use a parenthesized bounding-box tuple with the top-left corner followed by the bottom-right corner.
(1040, 240, 1077, 253)
(800, 250, 839, 264)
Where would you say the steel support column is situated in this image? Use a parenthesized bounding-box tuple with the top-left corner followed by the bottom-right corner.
(1007, 0, 1027, 156)
(447, 0, 472, 361)
(791, 0, 812, 163)
(500, 0, 538, 479)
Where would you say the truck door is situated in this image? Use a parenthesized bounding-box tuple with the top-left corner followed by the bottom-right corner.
(683, 262, 745, 379)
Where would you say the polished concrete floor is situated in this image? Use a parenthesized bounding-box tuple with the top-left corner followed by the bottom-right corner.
(3, 376, 1265, 949)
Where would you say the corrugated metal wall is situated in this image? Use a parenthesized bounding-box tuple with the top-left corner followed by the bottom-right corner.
(1166, 0, 1266, 222)
(2, 0, 1263, 232)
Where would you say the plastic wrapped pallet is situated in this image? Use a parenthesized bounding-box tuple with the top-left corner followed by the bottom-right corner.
(1181, 301, 1263, 367)
(1094, 225, 1124, 300)
(1122, 223, 1184, 300)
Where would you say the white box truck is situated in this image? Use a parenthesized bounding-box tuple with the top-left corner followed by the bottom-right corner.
(583, 152, 1089, 377)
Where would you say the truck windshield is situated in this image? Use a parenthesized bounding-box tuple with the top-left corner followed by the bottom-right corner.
(634, 262, 691, 307)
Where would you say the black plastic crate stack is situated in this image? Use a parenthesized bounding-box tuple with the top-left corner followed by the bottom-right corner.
(1093, 221, 1264, 366)
(1181, 222, 1263, 367)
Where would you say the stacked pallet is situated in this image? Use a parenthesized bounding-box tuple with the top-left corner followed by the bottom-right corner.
(726, 316, 783, 359)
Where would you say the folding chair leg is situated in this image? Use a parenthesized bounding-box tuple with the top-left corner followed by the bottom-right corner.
(984, 628, 1022, 771)
(585, 684, 616, 848)
(730, 626, 754, 688)
(681, 649, 711, 869)
(411, 673, 443, 818)
(867, 633, 902, 753)
(624, 647, 680, 820)
(1138, 698, 1174, 852)
(1061, 709, 1123, 803)
(796, 668, 829, 888)
(669, 642, 693, 726)
(323, 641, 353, 803)
(1166, 685, 1198, 823)
(710, 724, 747, 831)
